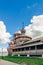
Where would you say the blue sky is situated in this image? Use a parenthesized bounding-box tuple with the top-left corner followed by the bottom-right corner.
(0, 0, 43, 48)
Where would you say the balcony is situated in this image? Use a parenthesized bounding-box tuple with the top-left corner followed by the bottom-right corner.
(13, 49, 43, 55)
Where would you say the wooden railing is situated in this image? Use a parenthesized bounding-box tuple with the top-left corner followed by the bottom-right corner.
(13, 49, 43, 55)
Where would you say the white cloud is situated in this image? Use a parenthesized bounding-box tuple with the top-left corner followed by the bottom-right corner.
(0, 21, 11, 44)
(0, 48, 7, 52)
(25, 15, 43, 39)
(0, 48, 8, 56)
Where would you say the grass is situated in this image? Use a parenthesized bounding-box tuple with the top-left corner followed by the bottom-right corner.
(0, 56, 43, 65)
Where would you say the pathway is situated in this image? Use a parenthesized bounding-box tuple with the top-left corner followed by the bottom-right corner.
(0, 59, 19, 65)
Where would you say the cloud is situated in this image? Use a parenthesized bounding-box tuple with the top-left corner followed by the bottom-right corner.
(27, 6, 31, 9)
(0, 21, 11, 44)
(0, 48, 7, 52)
(32, 3, 38, 7)
(0, 48, 8, 56)
(27, 3, 38, 9)
(25, 15, 43, 39)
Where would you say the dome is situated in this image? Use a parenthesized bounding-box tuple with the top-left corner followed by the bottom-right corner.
(15, 30, 21, 34)
(14, 30, 21, 37)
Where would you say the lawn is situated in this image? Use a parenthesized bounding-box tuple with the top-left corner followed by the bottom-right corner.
(0, 56, 43, 65)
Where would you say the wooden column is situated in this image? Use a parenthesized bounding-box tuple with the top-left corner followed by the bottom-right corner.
(35, 45, 37, 55)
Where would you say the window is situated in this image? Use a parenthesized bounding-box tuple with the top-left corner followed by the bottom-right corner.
(37, 44, 43, 49)
(26, 47, 29, 50)
(30, 46, 35, 50)
(21, 48, 24, 51)
(18, 48, 20, 51)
